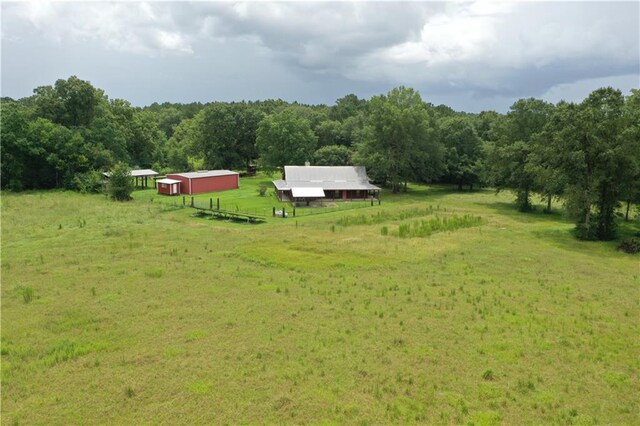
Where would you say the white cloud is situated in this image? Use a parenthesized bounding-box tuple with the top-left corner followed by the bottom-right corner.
(9, 1, 194, 55)
(2, 1, 638, 108)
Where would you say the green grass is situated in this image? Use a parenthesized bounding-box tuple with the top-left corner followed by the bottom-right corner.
(2, 181, 638, 424)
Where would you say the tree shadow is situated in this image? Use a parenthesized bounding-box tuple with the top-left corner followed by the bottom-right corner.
(479, 200, 639, 258)
(475, 201, 572, 224)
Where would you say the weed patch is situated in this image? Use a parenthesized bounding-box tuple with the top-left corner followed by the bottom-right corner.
(336, 207, 436, 227)
(387, 214, 483, 238)
(42, 340, 107, 367)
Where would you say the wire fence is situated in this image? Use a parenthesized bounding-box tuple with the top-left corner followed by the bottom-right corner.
(177, 195, 381, 220)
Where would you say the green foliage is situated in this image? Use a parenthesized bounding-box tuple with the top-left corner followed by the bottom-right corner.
(72, 171, 104, 194)
(42, 340, 105, 367)
(482, 369, 495, 381)
(20, 286, 34, 304)
(3, 77, 637, 248)
(543, 88, 630, 240)
(194, 103, 264, 170)
(313, 144, 351, 166)
(487, 98, 553, 211)
(336, 207, 436, 227)
(439, 116, 484, 190)
(256, 109, 317, 175)
(107, 162, 134, 201)
(355, 87, 444, 192)
(389, 214, 483, 238)
(33, 76, 104, 128)
(617, 238, 640, 254)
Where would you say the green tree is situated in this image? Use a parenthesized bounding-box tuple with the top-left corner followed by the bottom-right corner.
(355, 87, 442, 192)
(314, 120, 343, 147)
(313, 145, 351, 166)
(256, 109, 317, 177)
(488, 98, 553, 211)
(545, 88, 629, 240)
(438, 116, 484, 190)
(1, 101, 32, 190)
(127, 110, 165, 168)
(32, 76, 104, 128)
(166, 117, 199, 171)
(107, 162, 134, 201)
(329, 94, 366, 121)
(620, 89, 640, 220)
(190, 102, 263, 170)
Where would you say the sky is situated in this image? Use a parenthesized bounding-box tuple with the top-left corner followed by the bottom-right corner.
(1, 1, 639, 113)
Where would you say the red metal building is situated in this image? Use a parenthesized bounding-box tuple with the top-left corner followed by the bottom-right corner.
(166, 170, 239, 195)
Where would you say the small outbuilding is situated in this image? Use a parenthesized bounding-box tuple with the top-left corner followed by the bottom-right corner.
(156, 178, 181, 196)
(166, 170, 239, 195)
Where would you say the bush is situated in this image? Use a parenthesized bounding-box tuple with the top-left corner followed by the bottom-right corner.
(73, 171, 104, 194)
(617, 238, 640, 254)
(258, 184, 268, 197)
(107, 163, 133, 201)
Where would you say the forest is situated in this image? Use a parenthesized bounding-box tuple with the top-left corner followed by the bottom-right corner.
(1, 76, 638, 241)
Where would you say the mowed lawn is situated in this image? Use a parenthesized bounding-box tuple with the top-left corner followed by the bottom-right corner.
(2, 179, 638, 425)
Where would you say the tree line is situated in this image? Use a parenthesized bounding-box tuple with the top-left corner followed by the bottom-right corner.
(1, 76, 638, 240)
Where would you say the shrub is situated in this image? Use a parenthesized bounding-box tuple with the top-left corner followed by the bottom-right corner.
(73, 171, 104, 194)
(107, 162, 133, 201)
(258, 184, 268, 197)
(617, 238, 640, 254)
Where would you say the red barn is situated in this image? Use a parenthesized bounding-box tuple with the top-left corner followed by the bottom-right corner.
(166, 170, 239, 195)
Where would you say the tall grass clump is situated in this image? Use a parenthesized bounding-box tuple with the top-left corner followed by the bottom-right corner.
(390, 215, 483, 238)
(336, 207, 435, 227)
(21, 287, 34, 304)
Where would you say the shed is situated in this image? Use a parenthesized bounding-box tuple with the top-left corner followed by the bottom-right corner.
(103, 168, 159, 188)
(156, 178, 181, 196)
(166, 170, 239, 195)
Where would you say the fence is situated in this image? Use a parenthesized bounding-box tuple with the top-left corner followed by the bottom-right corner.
(173, 195, 381, 221)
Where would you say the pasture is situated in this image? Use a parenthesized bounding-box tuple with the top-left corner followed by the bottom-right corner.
(2, 177, 638, 425)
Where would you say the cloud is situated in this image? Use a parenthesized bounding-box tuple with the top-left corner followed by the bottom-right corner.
(8, 1, 194, 55)
(2, 1, 638, 108)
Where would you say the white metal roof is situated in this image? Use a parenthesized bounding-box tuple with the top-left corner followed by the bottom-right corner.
(156, 178, 182, 184)
(131, 169, 159, 177)
(291, 187, 325, 198)
(169, 170, 238, 179)
(103, 169, 159, 178)
(281, 166, 381, 191)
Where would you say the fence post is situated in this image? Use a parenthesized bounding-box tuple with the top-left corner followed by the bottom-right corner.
(272, 207, 276, 217)
(282, 207, 286, 218)
(191, 197, 194, 207)
(378, 198, 381, 206)
(371, 198, 374, 206)
(182, 196, 185, 206)
(293, 206, 296, 217)
(217, 198, 220, 210)
(210, 198, 213, 209)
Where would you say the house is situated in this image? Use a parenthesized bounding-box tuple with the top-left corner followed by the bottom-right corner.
(165, 170, 239, 195)
(156, 178, 181, 195)
(273, 165, 380, 202)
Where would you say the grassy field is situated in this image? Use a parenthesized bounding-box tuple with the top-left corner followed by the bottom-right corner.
(2, 176, 638, 425)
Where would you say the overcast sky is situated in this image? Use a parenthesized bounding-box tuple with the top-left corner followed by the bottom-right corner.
(2, 1, 638, 113)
